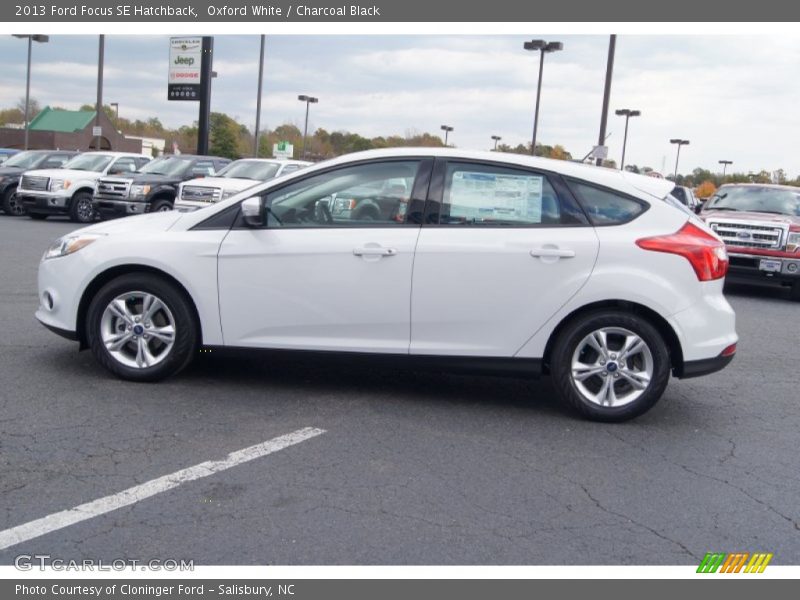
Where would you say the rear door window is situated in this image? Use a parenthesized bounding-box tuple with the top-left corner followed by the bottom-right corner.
(438, 162, 573, 227)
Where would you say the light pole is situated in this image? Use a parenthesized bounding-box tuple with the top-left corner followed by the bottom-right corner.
(297, 94, 318, 159)
(13, 34, 49, 150)
(719, 159, 733, 177)
(440, 125, 453, 147)
(615, 108, 640, 170)
(670, 139, 690, 179)
(491, 135, 501, 150)
(523, 39, 563, 156)
(254, 35, 265, 157)
(596, 35, 616, 166)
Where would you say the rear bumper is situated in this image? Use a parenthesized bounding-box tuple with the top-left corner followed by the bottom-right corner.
(678, 352, 735, 379)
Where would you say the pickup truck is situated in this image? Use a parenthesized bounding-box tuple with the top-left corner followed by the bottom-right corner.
(0, 149, 78, 216)
(700, 183, 800, 300)
(17, 152, 150, 222)
(92, 154, 230, 219)
(174, 158, 310, 212)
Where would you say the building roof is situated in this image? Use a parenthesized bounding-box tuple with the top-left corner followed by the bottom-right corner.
(28, 107, 96, 133)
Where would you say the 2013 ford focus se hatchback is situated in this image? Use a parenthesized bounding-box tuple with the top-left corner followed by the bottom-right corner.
(36, 149, 737, 421)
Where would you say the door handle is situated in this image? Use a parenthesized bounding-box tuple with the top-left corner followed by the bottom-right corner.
(353, 247, 397, 257)
(530, 248, 576, 258)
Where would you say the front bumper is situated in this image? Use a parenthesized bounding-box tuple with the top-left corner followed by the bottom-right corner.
(93, 197, 148, 219)
(726, 253, 800, 286)
(19, 191, 71, 215)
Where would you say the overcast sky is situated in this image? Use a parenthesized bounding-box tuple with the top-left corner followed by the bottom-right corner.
(0, 34, 798, 176)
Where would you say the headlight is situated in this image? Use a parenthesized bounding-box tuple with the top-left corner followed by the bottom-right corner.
(49, 179, 71, 192)
(788, 231, 800, 253)
(129, 184, 151, 198)
(43, 233, 105, 260)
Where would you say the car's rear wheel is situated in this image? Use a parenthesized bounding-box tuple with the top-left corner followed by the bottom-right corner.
(86, 274, 198, 381)
(69, 191, 95, 223)
(550, 310, 671, 422)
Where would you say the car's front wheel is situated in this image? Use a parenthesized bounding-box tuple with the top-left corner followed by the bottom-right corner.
(69, 191, 95, 223)
(2, 188, 25, 216)
(86, 273, 198, 381)
(550, 310, 671, 422)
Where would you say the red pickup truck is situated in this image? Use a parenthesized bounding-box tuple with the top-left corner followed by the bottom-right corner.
(700, 183, 800, 300)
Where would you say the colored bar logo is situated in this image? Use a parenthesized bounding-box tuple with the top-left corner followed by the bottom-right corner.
(697, 552, 773, 573)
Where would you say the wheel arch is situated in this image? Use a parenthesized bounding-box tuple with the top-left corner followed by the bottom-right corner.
(541, 300, 684, 376)
(76, 264, 202, 350)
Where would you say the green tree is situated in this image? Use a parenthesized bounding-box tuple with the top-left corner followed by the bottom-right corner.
(209, 112, 240, 159)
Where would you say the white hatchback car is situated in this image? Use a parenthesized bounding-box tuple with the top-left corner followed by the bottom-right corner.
(36, 149, 737, 421)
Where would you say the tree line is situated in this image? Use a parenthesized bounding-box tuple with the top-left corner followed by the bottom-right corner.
(2, 99, 798, 196)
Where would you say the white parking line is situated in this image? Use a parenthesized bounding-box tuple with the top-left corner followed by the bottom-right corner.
(0, 426, 325, 550)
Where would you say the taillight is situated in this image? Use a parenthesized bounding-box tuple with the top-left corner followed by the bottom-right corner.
(636, 221, 729, 281)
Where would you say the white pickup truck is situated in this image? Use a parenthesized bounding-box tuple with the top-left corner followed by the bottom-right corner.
(17, 151, 150, 223)
(174, 158, 311, 212)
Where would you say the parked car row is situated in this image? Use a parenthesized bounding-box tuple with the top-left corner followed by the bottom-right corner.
(0, 150, 311, 223)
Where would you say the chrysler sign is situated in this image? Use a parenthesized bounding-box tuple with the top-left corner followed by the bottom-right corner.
(168, 37, 202, 101)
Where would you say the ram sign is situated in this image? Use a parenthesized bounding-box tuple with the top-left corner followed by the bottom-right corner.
(168, 37, 202, 101)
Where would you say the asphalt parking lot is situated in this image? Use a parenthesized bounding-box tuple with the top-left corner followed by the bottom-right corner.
(0, 215, 798, 565)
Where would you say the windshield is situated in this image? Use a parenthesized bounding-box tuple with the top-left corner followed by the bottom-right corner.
(63, 154, 113, 172)
(706, 186, 800, 216)
(3, 151, 48, 169)
(139, 156, 192, 177)
(217, 160, 281, 181)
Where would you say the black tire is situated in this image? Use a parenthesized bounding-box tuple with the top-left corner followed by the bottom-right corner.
(549, 310, 671, 422)
(86, 273, 198, 382)
(28, 213, 47, 220)
(150, 199, 173, 213)
(69, 191, 95, 223)
(2, 188, 25, 216)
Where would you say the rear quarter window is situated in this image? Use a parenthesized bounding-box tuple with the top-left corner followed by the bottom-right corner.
(568, 180, 647, 226)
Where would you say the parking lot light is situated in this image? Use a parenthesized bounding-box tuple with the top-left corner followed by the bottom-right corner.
(719, 159, 733, 177)
(13, 34, 49, 150)
(491, 135, 502, 150)
(615, 108, 641, 170)
(297, 94, 318, 159)
(524, 39, 563, 156)
(670, 139, 690, 178)
(441, 125, 454, 147)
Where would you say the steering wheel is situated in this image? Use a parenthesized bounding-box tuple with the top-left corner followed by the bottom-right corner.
(314, 201, 334, 225)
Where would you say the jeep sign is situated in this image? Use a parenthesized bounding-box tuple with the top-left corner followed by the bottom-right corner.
(168, 37, 202, 101)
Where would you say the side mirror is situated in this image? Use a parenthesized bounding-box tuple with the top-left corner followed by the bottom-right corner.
(241, 197, 264, 227)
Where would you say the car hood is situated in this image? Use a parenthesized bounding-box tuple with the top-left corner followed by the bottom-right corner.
(76, 210, 183, 236)
(701, 209, 800, 226)
(25, 168, 103, 181)
(182, 177, 260, 192)
(124, 173, 183, 185)
(0, 166, 24, 177)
